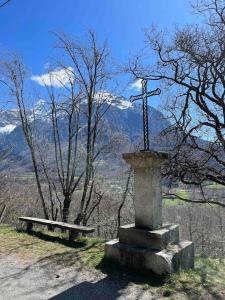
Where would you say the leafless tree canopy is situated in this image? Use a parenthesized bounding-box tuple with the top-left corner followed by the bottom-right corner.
(0, 31, 116, 224)
(129, 0, 225, 207)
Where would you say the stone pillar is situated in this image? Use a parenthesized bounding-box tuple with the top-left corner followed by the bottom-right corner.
(122, 151, 168, 230)
(105, 150, 194, 275)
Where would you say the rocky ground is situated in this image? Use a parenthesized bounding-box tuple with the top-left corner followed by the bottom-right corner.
(0, 225, 224, 300)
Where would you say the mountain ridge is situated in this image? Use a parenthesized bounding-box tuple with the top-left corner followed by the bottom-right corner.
(0, 97, 171, 171)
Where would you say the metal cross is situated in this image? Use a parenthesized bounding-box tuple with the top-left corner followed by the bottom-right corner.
(130, 79, 161, 151)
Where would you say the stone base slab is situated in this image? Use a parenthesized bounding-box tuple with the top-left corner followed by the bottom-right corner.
(118, 223, 179, 250)
(105, 239, 194, 275)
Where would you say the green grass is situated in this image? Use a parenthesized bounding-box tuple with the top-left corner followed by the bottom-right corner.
(0, 224, 105, 268)
(163, 258, 225, 299)
(12, 173, 36, 180)
(1, 224, 225, 299)
(204, 182, 225, 189)
(163, 188, 189, 207)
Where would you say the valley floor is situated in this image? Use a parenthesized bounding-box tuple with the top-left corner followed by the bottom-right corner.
(0, 225, 224, 300)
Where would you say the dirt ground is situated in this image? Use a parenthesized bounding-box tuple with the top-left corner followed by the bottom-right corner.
(0, 252, 161, 300)
(0, 226, 224, 300)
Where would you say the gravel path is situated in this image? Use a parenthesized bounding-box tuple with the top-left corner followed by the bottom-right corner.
(0, 253, 157, 300)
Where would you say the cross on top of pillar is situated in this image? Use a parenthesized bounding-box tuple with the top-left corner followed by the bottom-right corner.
(130, 79, 161, 151)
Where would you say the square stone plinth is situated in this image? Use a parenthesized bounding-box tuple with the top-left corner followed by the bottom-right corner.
(118, 223, 179, 250)
(105, 239, 194, 275)
(123, 151, 168, 230)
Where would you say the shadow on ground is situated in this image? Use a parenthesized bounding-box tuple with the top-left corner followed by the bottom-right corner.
(49, 278, 138, 300)
(19, 230, 87, 249)
(2, 226, 224, 299)
(49, 257, 166, 300)
(97, 256, 166, 286)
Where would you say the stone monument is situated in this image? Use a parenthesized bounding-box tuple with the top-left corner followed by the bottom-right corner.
(105, 79, 194, 275)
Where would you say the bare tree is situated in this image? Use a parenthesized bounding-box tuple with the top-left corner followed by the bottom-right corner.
(0, 57, 50, 219)
(117, 167, 132, 230)
(129, 0, 225, 208)
(0, 31, 115, 224)
(54, 31, 114, 224)
(37, 66, 83, 223)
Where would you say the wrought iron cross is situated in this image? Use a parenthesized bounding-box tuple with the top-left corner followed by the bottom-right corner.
(130, 79, 161, 151)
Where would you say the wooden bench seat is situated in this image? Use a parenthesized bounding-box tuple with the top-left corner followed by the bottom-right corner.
(19, 216, 95, 241)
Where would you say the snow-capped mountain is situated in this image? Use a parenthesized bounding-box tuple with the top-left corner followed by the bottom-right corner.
(0, 109, 20, 135)
(0, 96, 171, 158)
(0, 99, 49, 136)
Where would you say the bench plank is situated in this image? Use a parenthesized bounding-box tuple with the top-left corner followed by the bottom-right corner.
(19, 217, 95, 233)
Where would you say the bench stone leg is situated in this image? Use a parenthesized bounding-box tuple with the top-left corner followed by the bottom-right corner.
(26, 222, 33, 233)
(48, 225, 55, 232)
(69, 230, 79, 241)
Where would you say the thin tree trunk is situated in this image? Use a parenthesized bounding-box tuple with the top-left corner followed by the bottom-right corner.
(30, 148, 49, 220)
(117, 167, 132, 233)
(62, 193, 71, 223)
(0, 204, 6, 223)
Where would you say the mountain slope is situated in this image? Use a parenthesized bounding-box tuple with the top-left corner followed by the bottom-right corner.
(0, 97, 171, 162)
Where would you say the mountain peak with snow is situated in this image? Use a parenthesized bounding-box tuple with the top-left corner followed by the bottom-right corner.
(0, 124, 16, 134)
(94, 92, 133, 110)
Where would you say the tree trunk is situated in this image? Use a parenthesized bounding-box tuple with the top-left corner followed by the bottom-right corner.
(0, 204, 6, 223)
(74, 212, 85, 225)
(62, 194, 71, 223)
(117, 167, 132, 234)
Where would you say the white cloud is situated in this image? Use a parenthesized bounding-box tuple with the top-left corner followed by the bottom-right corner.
(129, 79, 142, 91)
(31, 67, 74, 88)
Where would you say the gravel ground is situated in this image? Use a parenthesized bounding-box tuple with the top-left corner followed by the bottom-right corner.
(0, 253, 157, 300)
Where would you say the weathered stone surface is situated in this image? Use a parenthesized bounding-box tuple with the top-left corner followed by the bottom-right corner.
(105, 239, 194, 275)
(122, 151, 169, 167)
(122, 151, 168, 230)
(118, 223, 179, 250)
(105, 150, 194, 275)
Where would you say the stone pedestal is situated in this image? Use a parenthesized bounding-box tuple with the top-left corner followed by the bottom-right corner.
(106, 223, 194, 275)
(123, 151, 168, 230)
(105, 151, 194, 275)
(118, 223, 180, 250)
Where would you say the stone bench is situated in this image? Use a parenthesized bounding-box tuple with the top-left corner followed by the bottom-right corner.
(19, 217, 95, 241)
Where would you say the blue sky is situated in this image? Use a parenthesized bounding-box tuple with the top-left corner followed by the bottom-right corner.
(0, 0, 198, 106)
